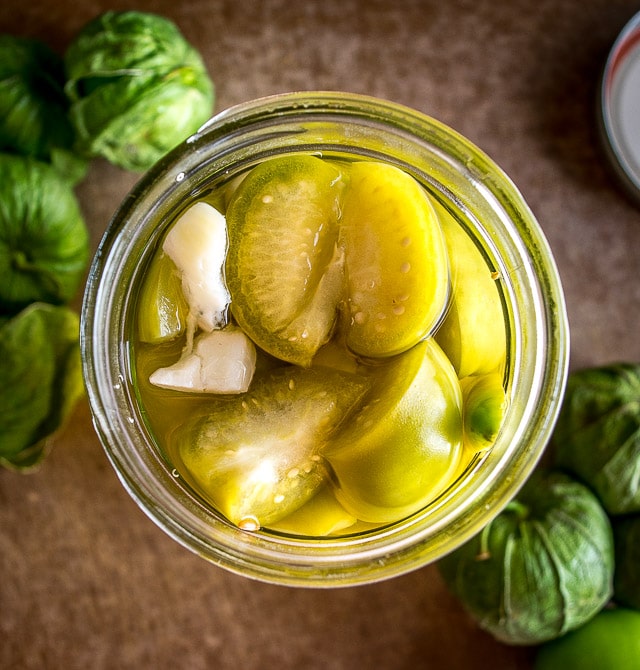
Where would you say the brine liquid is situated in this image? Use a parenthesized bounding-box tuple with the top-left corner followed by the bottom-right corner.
(130, 155, 509, 537)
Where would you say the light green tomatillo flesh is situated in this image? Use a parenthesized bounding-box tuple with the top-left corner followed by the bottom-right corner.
(176, 365, 370, 529)
(325, 338, 463, 524)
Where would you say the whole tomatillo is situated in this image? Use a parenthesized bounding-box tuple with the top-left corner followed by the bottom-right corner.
(64, 11, 215, 172)
(0, 154, 89, 315)
(0, 303, 84, 470)
(438, 470, 614, 645)
(553, 364, 640, 515)
(0, 35, 86, 183)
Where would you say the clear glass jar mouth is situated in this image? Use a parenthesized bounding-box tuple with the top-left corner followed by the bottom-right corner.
(81, 91, 569, 587)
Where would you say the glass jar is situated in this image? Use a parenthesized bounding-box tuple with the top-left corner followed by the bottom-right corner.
(81, 92, 569, 587)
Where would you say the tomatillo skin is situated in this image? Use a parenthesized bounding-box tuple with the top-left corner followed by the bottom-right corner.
(438, 470, 614, 645)
(325, 338, 463, 524)
(553, 364, 640, 516)
(64, 11, 215, 172)
(0, 303, 84, 470)
(340, 161, 450, 359)
(0, 154, 89, 315)
(0, 36, 86, 183)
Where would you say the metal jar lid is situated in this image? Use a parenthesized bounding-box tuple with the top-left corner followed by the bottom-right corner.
(598, 11, 640, 205)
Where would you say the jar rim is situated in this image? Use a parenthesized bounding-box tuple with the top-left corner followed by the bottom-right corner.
(597, 12, 640, 206)
(81, 91, 569, 587)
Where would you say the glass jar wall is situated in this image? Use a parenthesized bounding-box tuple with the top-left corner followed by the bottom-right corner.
(81, 92, 569, 587)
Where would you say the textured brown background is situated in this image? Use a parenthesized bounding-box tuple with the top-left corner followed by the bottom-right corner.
(2, 1, 640, 668)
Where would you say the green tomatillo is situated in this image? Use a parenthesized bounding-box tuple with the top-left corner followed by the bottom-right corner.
(534, 608, 640, 670)
(64, 11, 215, 172)
(553, 364, 640, 515)
(438, 470, 614, 645)
(324, 338, 463, 524)
(0, 303, 84, 470)
(0, 35, 87, 184)
(0, 153, 89, 315)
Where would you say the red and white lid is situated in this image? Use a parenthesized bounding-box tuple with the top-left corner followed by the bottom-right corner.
(599, 11, 640, 204)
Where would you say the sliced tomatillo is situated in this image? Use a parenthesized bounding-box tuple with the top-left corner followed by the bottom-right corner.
(433, 199, 506, 378)
(268, 485, 358, 537)
(137, 252, 188, 343)
(177, 365, 369, 530)
(340, 161, 449, 358)
(324, 338, 463, 524)
(225, 155, 346, 367)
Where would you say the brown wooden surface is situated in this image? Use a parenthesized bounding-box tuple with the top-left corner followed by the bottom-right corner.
(2, 1, 640, 668)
